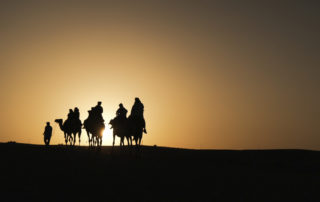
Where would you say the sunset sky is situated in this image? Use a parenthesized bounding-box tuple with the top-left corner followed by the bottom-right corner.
(0, 0, 319, 149)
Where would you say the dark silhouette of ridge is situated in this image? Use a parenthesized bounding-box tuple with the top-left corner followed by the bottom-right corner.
(1, 142, 319, 202)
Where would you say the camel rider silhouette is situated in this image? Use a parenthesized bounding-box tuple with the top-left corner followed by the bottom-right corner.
(74, 107, 80, 119)
(67, 109, 74, 120)
(93, 101, 104, 123)
(130, 97, 147, 133)
(88, 107, 94, 119)
(65, 109, 74, 126)
(117, 103, 127, 118)
(73, 107, 82, 128)
(43, 122, 52, 146)
(115, 103, 127, 124)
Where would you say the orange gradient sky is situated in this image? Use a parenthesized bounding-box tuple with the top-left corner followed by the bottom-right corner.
(0, 1, 319, 149)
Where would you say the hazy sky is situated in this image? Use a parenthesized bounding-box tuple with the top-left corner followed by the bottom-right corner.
(0, 0, 319, 149)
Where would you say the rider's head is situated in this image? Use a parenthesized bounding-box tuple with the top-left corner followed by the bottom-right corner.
(74, 107, 79, 111)
(135, 97, 140, 102)
(46, 122, 50, 126)
(98, 101, 102, 105)
(119, 103, 123, 108)
(69, 109, 73, 113)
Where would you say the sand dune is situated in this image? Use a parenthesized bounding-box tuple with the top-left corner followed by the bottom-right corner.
(1, 143, 319, 201)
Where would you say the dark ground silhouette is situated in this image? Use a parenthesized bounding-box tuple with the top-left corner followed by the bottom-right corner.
(1, 143, 320, 202)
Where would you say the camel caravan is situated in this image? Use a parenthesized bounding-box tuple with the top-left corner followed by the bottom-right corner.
(53, 98, 147, 148)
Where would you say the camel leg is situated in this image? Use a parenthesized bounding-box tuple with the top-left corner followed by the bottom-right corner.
(64, 133, 67, 145)
(86, 131, 91, 147)
(70, 135, 73, 146)
(134, 137, 138, 150)
(136, 136, 141, 150)
(78, 131, 81, 146)
(134, 136, 137, 146)
(113, 134, 115, 147)
(139, 134, 142, 146)
(137, 134, 143, 150)
(73, 133, 76, 146)
(120, 137, 124, 147)
(127, 136, 132, 147)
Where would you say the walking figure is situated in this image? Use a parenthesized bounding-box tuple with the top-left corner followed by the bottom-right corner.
(43, 122, 53, 146)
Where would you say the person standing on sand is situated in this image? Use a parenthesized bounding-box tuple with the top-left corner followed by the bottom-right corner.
(43, 122, 52, 146)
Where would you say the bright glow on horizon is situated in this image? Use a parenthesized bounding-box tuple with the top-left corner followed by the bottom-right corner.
(102, 125, 113, 146)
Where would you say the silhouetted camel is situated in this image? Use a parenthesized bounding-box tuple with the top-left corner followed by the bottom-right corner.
(109, 118, 132, 147)
(55, 119, 82, 145)
(83, 116, 105, 147)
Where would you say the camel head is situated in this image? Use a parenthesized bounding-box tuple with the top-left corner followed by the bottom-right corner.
(109, 119, 114, 126)
(54, 119, 63, 124)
